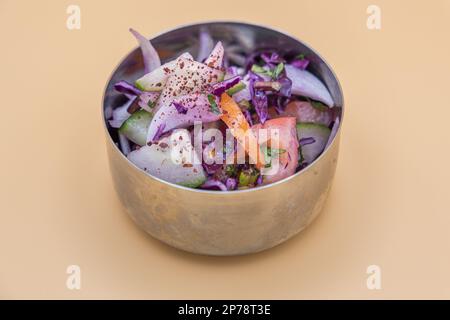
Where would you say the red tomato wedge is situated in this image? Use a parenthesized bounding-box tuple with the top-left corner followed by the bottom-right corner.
(251, 117, 299, 185)
(268, 101, 333, 126)
(220, 93, 266, 168)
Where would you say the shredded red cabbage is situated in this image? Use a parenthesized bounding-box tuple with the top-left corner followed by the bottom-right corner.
(172, 101, 188, 114)
(112, 30, 339, 191)
(299, 137, 316, 146)
(152, 123, 166, 142)
(256, 174, 263, 185)
(252, 90, 268, 124)
(291, 58, 310, 70)
(114, 80, 142, 96)
(261, 52, 284, 66)
(225, 177, 237, 190)
(211, 76, 241, 96)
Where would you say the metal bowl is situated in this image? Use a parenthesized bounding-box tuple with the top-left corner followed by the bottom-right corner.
(102, 21, 344, 256)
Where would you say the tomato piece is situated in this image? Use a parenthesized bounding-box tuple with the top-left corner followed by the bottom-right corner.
(252, 117, 299, 184)
(270, 101, 333, 126)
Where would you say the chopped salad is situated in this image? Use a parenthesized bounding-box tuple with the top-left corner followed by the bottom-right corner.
(107, 28, 341, 191)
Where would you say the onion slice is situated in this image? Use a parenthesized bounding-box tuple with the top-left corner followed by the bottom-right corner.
(197, 27, 214, 62)
(146, 93, 221, 142)
(205, 41, 224, 69)
(129, 28, 161, 73)
(285, 64, 334, 107)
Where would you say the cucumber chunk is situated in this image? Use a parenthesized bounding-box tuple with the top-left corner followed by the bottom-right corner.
(127, 129, 206, 187)
(296, 123, 331, 164)
(118, 109, 152, 146)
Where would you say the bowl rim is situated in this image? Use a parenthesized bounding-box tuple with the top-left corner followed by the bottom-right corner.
(101, 20, 345, 195)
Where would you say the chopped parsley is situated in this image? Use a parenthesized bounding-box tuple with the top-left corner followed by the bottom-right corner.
(273, 63, 284, 79)
(207, 94, 221, 115)
(251, 63, 284, 79)
(147, 100, 156, 109)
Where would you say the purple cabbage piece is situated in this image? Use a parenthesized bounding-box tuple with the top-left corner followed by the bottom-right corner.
(244, 51, 261, 71)
(152, 123, 165, 142)
(248, 70, 264, 82)
(172, 101, 188, 114)
(226, 66, 239, 77)
(291, 58, 310, 70)
(113, 82, 159, 113)
(256, 174, 263, 185)
(245, 50, 283, 70)
(225, 178, 237, 190)
(252, 90, 268, 124)
(278, 77, 292, 97)
(202, 163, 223, 175)
(299, 137, 316, 146)
(113, 80, 142, 96)
(211, 76, 241, 96)
(261, 52, 284, 67)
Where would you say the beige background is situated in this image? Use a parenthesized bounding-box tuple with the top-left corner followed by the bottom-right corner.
(1, 0, 450, 299)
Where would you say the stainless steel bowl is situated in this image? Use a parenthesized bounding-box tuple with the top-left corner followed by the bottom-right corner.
(102, 21, 344, 256)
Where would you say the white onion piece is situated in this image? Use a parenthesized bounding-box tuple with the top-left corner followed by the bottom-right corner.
(197, 27, 214, 62)
(118, 133, 131, 155)
(146, 93, 221, 142)
(204, 41, 224, 69)
(285, 65, 334, 107)
(129, 28, 161, 73)
(134, 52, 193, 92)
(108, 98, 135, 128)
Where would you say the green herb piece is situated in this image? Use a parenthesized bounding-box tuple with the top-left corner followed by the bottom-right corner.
(308, 99, 329, 112)
(207, 94, 221, 115)
(273, 63, 284, 79)
(270, 148, 286, 157)
(238, 168, 259, 187)
(260, 144, 286, 168)
(226, 82, 246, 96)
(225, 165, 237, 177)
(147, 100, 156, 109)
(296, 53, 306, 60)
(251, 64, 272, 77)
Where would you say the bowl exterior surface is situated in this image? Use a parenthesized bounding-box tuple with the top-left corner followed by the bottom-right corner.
(103, 22, 343, 255)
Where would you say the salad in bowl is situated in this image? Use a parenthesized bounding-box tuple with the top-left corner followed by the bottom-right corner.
(107, 28, 341, 191)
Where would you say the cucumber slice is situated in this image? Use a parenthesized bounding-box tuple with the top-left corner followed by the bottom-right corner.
(296, 123, 331, 164)
(127, 129, 206, 187)
(118, 109, 152, 146)
(226, 82, 246, 96)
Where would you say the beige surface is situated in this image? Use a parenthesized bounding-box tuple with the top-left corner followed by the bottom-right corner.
(1, 0, 450, 299)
